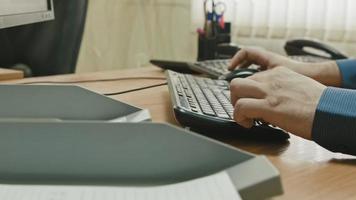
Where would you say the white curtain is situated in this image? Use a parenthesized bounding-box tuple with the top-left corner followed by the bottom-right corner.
(191, 0, 356, 42)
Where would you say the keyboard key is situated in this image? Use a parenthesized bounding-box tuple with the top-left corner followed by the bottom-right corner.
(178, 96, 190, 109)
(223, 91, 231, 102)
(191, 107, 199, 112)
(202, 89, 229, 119)
(202, 108, 216, 116)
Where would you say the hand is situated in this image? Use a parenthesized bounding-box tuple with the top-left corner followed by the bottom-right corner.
(229, 48, 342, 87)
(230, 66, 327, 140)
(229, 48, 300, 71)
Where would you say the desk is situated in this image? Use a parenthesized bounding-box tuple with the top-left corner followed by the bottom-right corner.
(4, 67, 356, 200)
(0, 68, 23, 81)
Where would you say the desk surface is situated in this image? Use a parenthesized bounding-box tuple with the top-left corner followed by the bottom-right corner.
(0, 68, 23, 81)
(5, 67, 356, 200)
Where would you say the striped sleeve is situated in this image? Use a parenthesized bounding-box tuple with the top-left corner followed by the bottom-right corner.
(337, 59, 356, 89)
(312, 87, 356, 155)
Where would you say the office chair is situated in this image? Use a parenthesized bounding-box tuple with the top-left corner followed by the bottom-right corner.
(0, 0, 88, 77)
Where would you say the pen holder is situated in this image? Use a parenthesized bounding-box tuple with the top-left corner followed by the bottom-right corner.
(198, 36, 218, 61)
(197, 23, 232, 61)
(216, 22, 231, 43)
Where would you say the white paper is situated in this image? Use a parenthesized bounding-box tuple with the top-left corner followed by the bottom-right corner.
(0, 171, 241, 200)
(0, 0, 47, 16)
(109, 109, 151, 123)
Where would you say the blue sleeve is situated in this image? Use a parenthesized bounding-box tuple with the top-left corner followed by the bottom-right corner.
(312, 87, 356, 155)
(337, 59, 356, 89)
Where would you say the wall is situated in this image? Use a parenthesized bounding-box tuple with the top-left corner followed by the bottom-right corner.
(77, 0, 356, 73)
(76, 0, 196, 73)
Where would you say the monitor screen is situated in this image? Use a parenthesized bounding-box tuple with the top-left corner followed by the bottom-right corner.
(0, 0, 54, 29)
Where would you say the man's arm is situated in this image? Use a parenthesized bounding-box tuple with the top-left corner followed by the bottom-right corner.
(313, 87, 356, 154)
(230, 66, 356, 155)
(229, 49, 356, 155)
(312, 60, 356, 154)
(230, 67, 326, 140)
(229, 48, 343, 87)
(336, 59, 356, 89)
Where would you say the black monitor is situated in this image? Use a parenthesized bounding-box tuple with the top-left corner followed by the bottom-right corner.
(0, 0, 54, 29)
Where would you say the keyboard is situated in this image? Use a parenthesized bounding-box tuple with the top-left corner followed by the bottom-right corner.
(191, 56, 329, 79)
(193, 59, 231, 79)
(166, 70, 290, 140)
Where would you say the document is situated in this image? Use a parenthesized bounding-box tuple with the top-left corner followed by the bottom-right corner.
(0, 171, 241, 200)
(110, 109, 152, 123)
(0, 0, 48, 16)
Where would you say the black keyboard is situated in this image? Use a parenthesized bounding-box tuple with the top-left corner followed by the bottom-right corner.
(166, 70, 290, 141)
(193, 59, 231, 79)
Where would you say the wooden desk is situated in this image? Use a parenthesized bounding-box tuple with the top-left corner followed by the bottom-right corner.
(0, 68, 23, 81)
(5, 67, 356, 200)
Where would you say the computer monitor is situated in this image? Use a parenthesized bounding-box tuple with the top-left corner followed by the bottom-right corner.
(0, 0, 54, 29)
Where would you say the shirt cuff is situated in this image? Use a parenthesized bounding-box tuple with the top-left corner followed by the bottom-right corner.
(336, 59, 356, 89)
(312, 87, 356, 155)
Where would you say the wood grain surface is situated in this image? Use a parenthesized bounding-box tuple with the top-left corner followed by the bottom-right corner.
(4, 66, 356, 200)
(0, 68, 23, 81)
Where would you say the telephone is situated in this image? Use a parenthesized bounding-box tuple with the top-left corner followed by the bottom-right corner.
(284, 39, 348, 60)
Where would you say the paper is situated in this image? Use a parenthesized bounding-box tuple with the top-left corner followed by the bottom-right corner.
(0, 172, 241, 200)
(109, 109, 152, 123)
(0, 0, 47, 16)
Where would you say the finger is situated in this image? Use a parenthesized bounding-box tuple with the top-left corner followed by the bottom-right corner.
(229, 48, 269, 71)
(235, 118, 255, 129)
(230, 78, 267, 106)
(248, 70, 273, 83)
(229, 49, 248, 70)
(239, 61, 252, 69)
(233, 98, 268, 128)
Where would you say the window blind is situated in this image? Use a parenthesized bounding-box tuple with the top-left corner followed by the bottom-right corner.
(192, 0, 356, 42)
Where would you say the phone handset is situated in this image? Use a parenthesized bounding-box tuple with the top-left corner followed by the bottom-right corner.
(285, 39, 348, 60)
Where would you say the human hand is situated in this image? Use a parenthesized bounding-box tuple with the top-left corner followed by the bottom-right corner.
(229, 48, 341, 87)
(230, 66, 327, 140)
(229, 48, 300, 71)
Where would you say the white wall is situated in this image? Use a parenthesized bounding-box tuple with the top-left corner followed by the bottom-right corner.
(76, 0, 197, 73)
